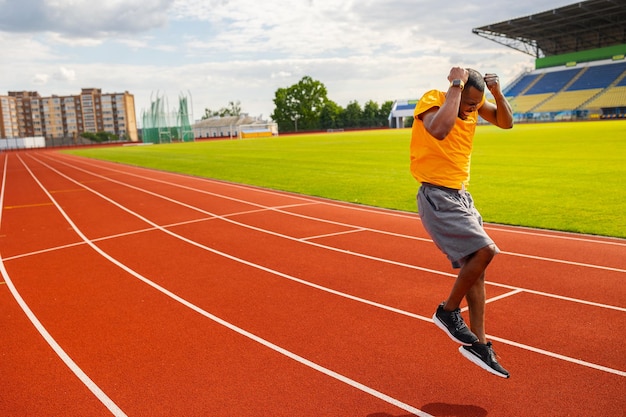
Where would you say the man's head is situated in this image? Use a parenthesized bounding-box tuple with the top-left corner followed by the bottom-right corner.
(465, 68, 486, 93)
(458, 68, 485, 120)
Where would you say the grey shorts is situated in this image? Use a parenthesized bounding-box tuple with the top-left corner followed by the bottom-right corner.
(417, 183, 499, 269)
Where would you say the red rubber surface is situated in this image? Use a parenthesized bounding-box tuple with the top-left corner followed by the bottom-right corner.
(1, 150, 624, 416)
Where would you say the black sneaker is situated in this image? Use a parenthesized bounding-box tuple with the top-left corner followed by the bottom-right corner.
(432, 302, 478, 346)
(459, 342, 510, 378)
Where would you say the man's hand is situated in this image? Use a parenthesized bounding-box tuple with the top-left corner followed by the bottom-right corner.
(448, 67, 469, 84)
(479, 73, 514, 129)
(484, 73, 502, 96)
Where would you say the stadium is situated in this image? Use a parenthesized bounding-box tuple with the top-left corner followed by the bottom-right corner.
(389, 0, 626, 127)
(1, 1, 625, 417)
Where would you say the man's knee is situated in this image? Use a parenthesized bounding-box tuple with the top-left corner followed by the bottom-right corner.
(482, 243, 497, 256)
(475, 244, 497, 264)
(459, 244, 497, 268)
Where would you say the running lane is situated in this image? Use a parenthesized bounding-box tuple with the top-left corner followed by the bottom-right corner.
(1, 150, 624, 416)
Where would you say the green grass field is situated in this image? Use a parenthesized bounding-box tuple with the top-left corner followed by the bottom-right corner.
(66, 120, 626, 238)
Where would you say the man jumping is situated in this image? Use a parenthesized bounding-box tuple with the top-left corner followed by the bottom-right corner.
(410, 66, 513, 378)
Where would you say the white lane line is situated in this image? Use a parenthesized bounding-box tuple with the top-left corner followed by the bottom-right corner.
(500, 250, 626, 273)
(35, 153, 626, 313)
(1, 155, 127, 416)
(51, 153, 626, 267)
(484, 225, 626, 247)
(515, 287, 626, 312)
(58, 152, 626, 247)
(0, 154, 5, 226)
(31, 154, 626, 377)
(488, 335, 626, 377)
(302, 228, 368, 241)
(0, 261, 129, 417)
(19, 155, 434, 417)
(461, 289, 524, 313)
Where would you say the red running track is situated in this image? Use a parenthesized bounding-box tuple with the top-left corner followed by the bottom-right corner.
(1, 150, 624, 417)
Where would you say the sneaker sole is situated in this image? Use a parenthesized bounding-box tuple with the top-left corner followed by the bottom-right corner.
(432, 313, 475, 346)
(458, 346, 510, 378)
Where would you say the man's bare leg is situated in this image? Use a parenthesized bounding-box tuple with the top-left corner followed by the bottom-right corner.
(442, 244, 496, 345)
(465, 272, 486, 343)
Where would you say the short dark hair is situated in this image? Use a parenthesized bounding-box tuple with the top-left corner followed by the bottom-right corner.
(465, 68, 485, 92)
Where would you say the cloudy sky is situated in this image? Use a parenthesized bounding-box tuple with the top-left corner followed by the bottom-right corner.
(0, 0, 576, 123)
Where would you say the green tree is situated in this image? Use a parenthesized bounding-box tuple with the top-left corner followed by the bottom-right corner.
(319, 100, 344, 130)
(362, 100, 380, 127)
(379, 100, 394, 127)
(222, 100, 242, 117)
(271, 76, 397, 131)
(202, 108, 219, 119)
(80, 132, 97, 141)
(271, 76, 329, 132)
(80, 131, 118, 142)
(343, 100, 362, 128)
(270, 87, 296, 131)
(201, 100, 242, 119)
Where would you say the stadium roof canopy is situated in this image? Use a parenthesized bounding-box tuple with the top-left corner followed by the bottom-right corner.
(472, 0, 626, 58)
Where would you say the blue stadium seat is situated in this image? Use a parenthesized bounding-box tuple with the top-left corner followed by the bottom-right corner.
(504, 73, 540, 96)
(568, 62, 626, 90)
(525, 68, 583, 94)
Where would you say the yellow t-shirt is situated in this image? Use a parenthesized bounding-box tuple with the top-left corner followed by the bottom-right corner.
(410, 89, 485, 189)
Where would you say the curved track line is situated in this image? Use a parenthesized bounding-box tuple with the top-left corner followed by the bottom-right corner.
(37, 154, 626, 313)
(57, 153, 626, 246)
(0, 264, 128, 417)
(0, 155, 127, 417)
(484, 225, 626, 247)
(51, 153, 626, 264)
(28, 154, 626, 377)
(19, 156, 433, 415)
(500, 250, 626, 273)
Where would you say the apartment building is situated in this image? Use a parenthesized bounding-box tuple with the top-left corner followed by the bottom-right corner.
(0, 95, 19, 139)
(0, 88, 138, 143)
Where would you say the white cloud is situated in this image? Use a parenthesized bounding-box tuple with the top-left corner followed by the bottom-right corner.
(0, 0, 577, 121)
(115, 38, 152, 50)
(0, 0, 174, 36)
(271, 71, 293, 79)
(32, 73, 49, 85)
(55, 66, 76, 81)
(46, 32, 104, 47)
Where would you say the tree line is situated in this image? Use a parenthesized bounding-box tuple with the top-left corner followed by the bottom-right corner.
(201, 101, 242, 119)
(80, 131, 127, 142)
(201, 76, 394, 133)
(270, 76, 393, 132)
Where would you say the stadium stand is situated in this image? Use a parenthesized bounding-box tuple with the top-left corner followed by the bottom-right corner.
(508, 93, 554, 114)
(524, 69, 583, 95)
(474, 0, 626, 121)
(389, 0, 626, 126)
(504, 60, 626, 119)
(506, 60, 626, 117)
(569, 62, 626, 90)
(504, 73, 541, 97)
